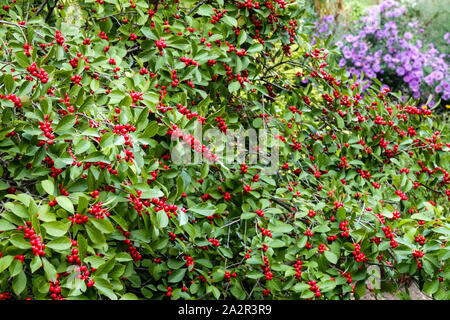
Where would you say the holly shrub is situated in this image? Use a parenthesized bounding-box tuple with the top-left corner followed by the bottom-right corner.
(0, 0, 449, 300)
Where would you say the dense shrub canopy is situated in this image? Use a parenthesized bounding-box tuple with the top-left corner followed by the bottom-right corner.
(0, 0, 449, 300)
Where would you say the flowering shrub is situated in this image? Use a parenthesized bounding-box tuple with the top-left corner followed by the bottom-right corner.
(313, 0, 450, 107)
(0, 0, 449, 301)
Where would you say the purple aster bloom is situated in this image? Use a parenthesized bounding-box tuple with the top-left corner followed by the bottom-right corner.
(397, 67, 405, 76)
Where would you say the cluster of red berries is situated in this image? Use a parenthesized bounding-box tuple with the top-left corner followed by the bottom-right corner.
(42, 156, 63, 178)
(240, 163, 248, 174)
(412, 250, 424, 258)
(88, 202, 110, 219)
(69, 213, 89, 225)
(224, 271, 237, 281)
(415, 234, 426, 245)
(55, 29, 65, 46)
(259, 225, 272, 238)
(124, 238, 142, 262)
(412, 250, 424, 268)
(59, 183, 69, 196)
(340, 271, 352, 284)
(71, 74, 82, 85)
(66, 244, 81, 265)
(318, 243, 328, 254)
(208, 238, 220, 247)
(352, 243, 368, 262)
(215, 116, 227, 133)
(169, 231, 177, 241)
(180, 56, 199, 67)
(167, 125, 218, 162)
(130, 90, 144, 103)
(170, 69, 179, 87)
(307, 280, 321, 298)
(0, 93, 22, 107)
(5, 130, 15, 138)
(261, 256, 273, 280)
(18, 222, 46, 256)
(83, 161, 118, 175)
(37, 115, 55, 145)
(211, 8, 226, 24)
(308, 209, 317, 218)
(155, 38, 167, 55)
(184, 255, 195, 269)
(0, 292, 11, 300)
(395, 189, 408, 200)
(129, 33, 138, 41)
(26, 62, 49, 83)
(304, 229, 314, 237)
(389, 210, 401, 220)
(23, 42, 32, 56)
(382, 225, 399, 248)
(235, 48, 247, 57)
(339, 220, 349, 237)
(294, 259, 302, 280)
(116, 226, 141, 261)
(327, 234, 338, 242)
(176, 103, 200, 120)
(49, 276, 64, 300)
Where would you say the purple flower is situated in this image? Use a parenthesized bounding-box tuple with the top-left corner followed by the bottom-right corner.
(404, 32, 412, 40)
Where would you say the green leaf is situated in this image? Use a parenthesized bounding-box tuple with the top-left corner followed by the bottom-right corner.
(42, 221, 69, 237)
(10, 235, 32, 249)
(223, 15, 237, 27)
(95, 257, 116, 276)
(218, 247, 233, 258)
(197, 4, 214, 16)
(77, 233, 88, 264)
(293, 283, 309, 293)
(178, 211, 188, 226)
(100, 132, 115, 148)
(55, 115, 76, 133)
(41, 180, 55, 195)
(4, 74, 14, 94)
(189, 203, 216, 216)
(89, 219, 115, 234)
(94, 278, 117, 300)
(120, 293, 139, 300)
(241, 212, 256, 219)
(228, 81, 240, 93)
(247, 43, 263, 54)
(15, 51, 29, 68)
(324, 251, 338, 264)
(271, 223, 293, 233)
(55, 196, 74, 213)
(167, 259, 185, 270)
(0, 255, 14, 273)
(43, 258, 57, 282)
(12, 270, 27, 295)
(0, 219, 16, 231)
(30, 256, 42, 273)
(156, 210, 169, 228)
(46, 236, 72, 251)
(86, 223, 106, 245)
(168, 268, 186, 283)
(423, 279, 439, 295)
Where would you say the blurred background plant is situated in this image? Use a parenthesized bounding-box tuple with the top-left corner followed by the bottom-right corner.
(307, 0, 450, 112)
